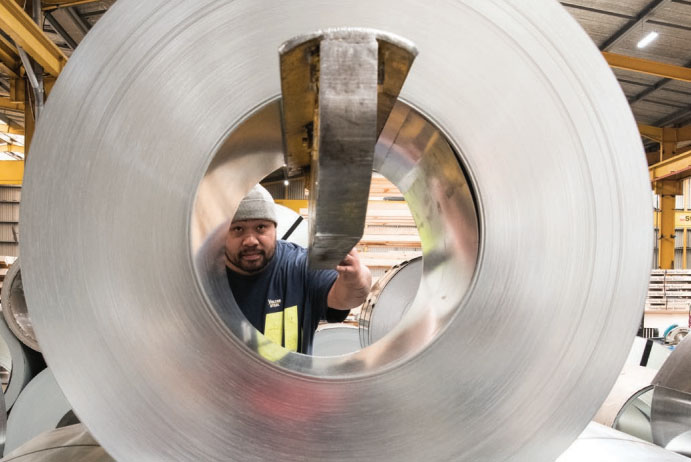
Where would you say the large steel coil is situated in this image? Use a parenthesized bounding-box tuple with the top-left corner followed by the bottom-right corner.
(0, 312, 42, 411)
(21, 1, 651, 461)
(358, 257, 422, 347)
(4, 369, 74, 455)
(0, 424, 113, 462)
(556, 422, 688, 462)
(1, 261, 40, 352)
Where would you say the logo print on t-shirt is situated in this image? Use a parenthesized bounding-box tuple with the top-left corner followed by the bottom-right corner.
(268, 298, 282, 308)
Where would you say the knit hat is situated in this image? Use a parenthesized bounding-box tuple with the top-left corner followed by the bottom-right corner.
(231, 184, 277, 224)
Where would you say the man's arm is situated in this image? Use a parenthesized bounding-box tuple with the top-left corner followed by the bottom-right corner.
(327, 248, 372, 309)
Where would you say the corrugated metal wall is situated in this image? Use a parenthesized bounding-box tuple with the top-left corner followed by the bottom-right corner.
(0, 186, 19, 257)
(263, 178, 307, 200)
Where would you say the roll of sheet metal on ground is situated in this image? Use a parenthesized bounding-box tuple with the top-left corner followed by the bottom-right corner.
(313, 324, 361, 357)
(0, 424, 113, 462)
(556, 422, 688, 462)
(0, 261, 40, 352)
(651, 334, 691, 455)
(593, 365, 657, 442)
(0, 309, 42, 411)
(4, 369, 74, 456)
(359, 257, 422, 347)
(21, 1, 651, 461)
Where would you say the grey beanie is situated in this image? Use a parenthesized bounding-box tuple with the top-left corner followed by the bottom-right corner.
(231, 184, 277, 224)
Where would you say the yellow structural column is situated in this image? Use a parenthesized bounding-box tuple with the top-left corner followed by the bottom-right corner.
(656, 181, 681, 269)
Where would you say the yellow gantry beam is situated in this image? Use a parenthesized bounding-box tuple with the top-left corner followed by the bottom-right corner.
(639, 124, 691, 143)
(43, 0, 102, 11)
(0, 0, 68, 77)
(0, 160, 23, 185)
(650, 147, 691, 183)
(0, 98, 24, 111)
(0, 122, 23, 135)
(0, 34, 20, 78)
(603, 52, 691, 83)
(0, 144, 24, 154)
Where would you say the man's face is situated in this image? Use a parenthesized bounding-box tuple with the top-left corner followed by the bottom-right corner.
(225, 219, 277, 275)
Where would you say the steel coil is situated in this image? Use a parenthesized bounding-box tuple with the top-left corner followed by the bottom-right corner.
(22, 1, 651, 461)
(313, 324, 361, 357)
(358, 257, 422, 347)
(1, 261, 40, 352)
(0, 312, 42, 411)
(4, 369, 73, 455)
(0, 424, 113, 462)
(556, 422, 688, 462)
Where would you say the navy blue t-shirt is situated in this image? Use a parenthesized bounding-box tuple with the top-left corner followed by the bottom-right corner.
(226, 240, 346, 355)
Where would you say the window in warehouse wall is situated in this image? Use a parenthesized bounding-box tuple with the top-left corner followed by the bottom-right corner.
(673, 228, 691, 269)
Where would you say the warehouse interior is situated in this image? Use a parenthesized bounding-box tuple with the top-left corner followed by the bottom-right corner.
(0, 0, 690, 460)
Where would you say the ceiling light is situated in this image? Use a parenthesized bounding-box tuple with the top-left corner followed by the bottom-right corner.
(283, 180, 289, 186)
(637, 31, 659, 49)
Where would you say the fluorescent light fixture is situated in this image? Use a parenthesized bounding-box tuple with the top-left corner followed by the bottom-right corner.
(637, 31, 659, 49)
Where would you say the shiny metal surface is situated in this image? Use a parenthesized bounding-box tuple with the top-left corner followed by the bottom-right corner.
(281, 29, 417, 269)
(4, 369, 73, 455)
(0, 307, 42, 410)
(652, 335, 691, 450)
(613, 386, 654, 443)
(666, 430, 691, 457)
(556, 422, 688, 462)
(0, 424, 113, 462)
(593, 365, 657, 427)
(313, 324, 361, 357)
(0, 261, 40, 352)
(359, 256, 422, 347)
(21, 1, 650, 461)
(0, 377, 6, 456)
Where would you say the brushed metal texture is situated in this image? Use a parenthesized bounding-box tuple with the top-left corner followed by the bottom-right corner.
(21, 1, 651, 461)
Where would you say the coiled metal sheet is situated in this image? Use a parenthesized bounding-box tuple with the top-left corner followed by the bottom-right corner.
(359, 257, 422, 347)
(21, 1, 651, 461)
(1, 261, 40, 352)
(313, 324, 361, 357)
(556, 422, 688, 462)
(4, 369, 73, 455)
(0, 309, 42, 411)
(0, 424, 113, 462)
(651, 335, 691, 453)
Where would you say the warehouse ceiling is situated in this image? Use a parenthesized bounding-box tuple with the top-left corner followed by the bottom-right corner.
(0, 0, 689, 160)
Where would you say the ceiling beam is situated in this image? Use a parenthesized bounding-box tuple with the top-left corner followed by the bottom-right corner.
(0, 122, 22, 135)
(650, 146, 691, 182)
(0, 143, 23, 154)
(66, 6, 90, 34)
(44, 10, 77, 49)
(603, 52, 691, 82)
(0, 34, 19, 79)
(0, 0, 68, 77)
(654, 105, 691, 127)
(599, 0, 671, 51)
(639, 124, 691, 143)
(43, 0, 102, 12)
(630, 58, 691, 106)
(0, 98, 24, 111)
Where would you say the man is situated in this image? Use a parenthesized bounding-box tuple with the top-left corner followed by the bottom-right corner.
(225, 184, 372, 355)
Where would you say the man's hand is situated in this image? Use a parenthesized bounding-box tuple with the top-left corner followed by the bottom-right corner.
(327, 248, 372, 310)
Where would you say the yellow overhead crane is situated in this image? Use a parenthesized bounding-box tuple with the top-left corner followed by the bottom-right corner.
(647, 125, 691, 269)
(0, 0, 67, 184)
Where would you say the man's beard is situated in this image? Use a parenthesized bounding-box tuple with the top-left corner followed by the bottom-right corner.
(227, 248, 272, 274)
